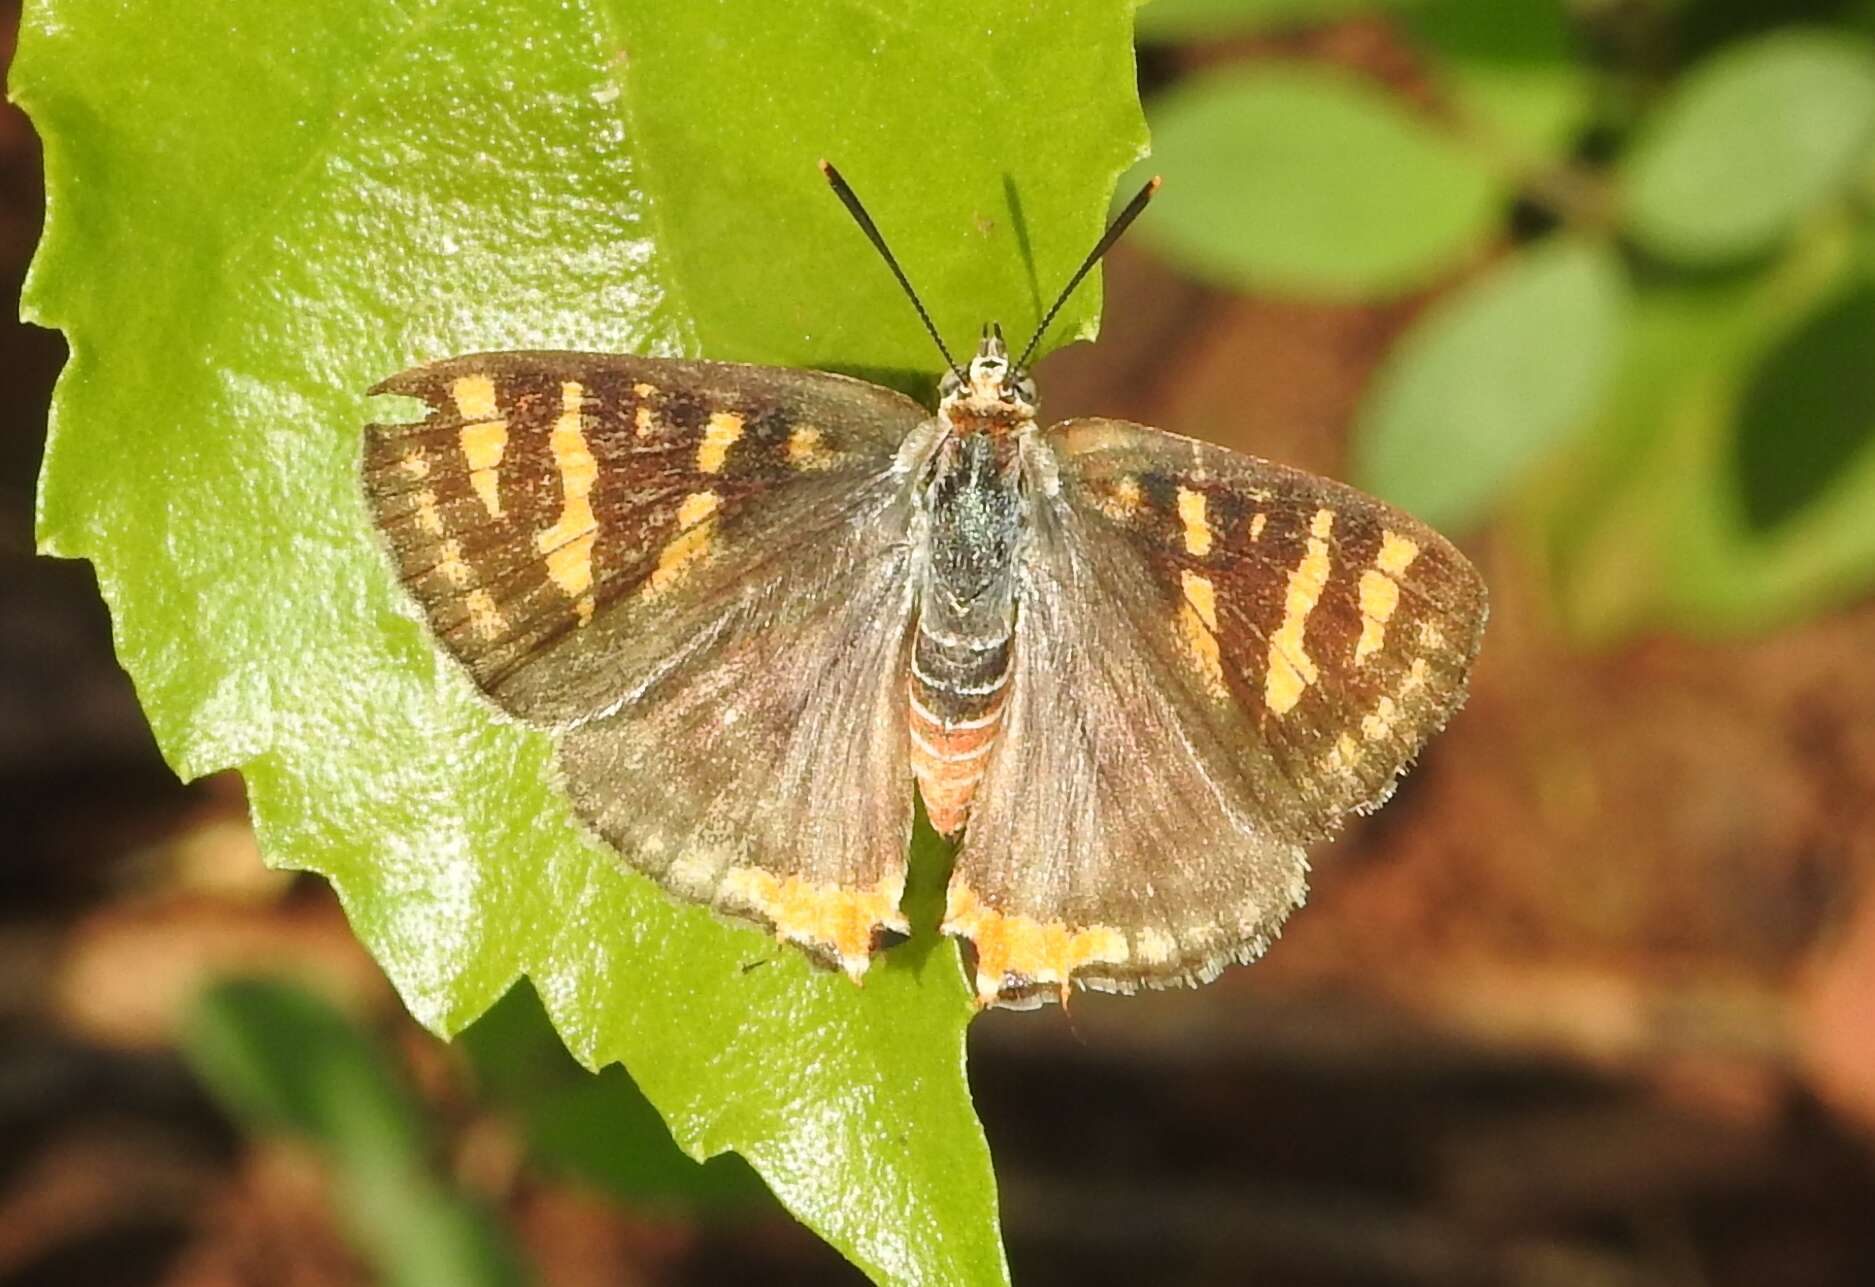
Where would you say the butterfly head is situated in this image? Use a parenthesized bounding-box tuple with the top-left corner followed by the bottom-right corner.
(938, 323, 1038, 434)
(817, 160, 1160, 436)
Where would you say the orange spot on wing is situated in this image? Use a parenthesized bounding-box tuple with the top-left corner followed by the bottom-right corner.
(1177, 486, 1211, 556)
(413, 489, 444, 537)
(696, 411, 743, 474)
(1360, 694, 1399, 742)
(1265, 509, 1333, 715)
(787, 424, 834, 469)
(537, 383, 597, 598)
(459, 418, 507, 517)
(437, 538, 471, 586)
(465, 588, 505, 639)
(943, 882, 1130, 1007)
(1355, 528, 1418, 664)
(1377, 530, 1420, 576)
(722, 868, 909, 981)
(1093, 474, 1142, 521)
(644, 490, 720, 597)
(1178, 570, 1226, 698)
(450, 374, 498, 421)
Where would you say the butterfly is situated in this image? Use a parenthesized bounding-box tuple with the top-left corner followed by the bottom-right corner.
(360, 163, 1488, 1009)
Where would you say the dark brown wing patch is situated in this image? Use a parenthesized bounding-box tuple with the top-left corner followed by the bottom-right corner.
(1051, 418, 1487, 834)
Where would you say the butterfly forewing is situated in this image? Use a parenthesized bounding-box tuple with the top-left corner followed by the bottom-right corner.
(363, 351, 935, 978)
(1047, 419, 1485, 829)
(364, 352, 927, 722)
(944, 419, 1487, 1006)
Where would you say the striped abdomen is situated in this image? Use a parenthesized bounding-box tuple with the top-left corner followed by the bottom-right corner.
(910, 426, 1022, 836)
(908, 624, 1012, 836)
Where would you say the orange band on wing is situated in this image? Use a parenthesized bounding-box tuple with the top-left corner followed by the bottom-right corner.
(722, 867, 909, 982)
(942, 881, 1129, 1007)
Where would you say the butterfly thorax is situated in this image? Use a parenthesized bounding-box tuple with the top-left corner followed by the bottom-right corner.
(935, 327, 1038, 440)
(910, 337, 1031, 836)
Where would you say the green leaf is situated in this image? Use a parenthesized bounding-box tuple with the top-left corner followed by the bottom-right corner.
(1537, 254, 1769, 640)
(1542, 215, 1875, 638)
(1667, 224, 1875, 628)
(185, 977, 425, 1154)
(1620, 29, 1875, 265)
(183, 977, 527, 1287)
(1136, 64, 1509, 297)
(461, 980, 769, 1211)
(1734, 273, 1875, 533)
(1352, 236, 1626, 530)
(1136, 0, 1414, 41)
(17, 2, 1149, 1282)
(1408, 0, 1592, 161)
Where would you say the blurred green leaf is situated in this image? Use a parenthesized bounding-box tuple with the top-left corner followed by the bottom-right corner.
(461, 981, 769, 1211)
(1409, 0, 1592, 160)
(1669, 224, 1875, 628)
(184, 978, 526, 1287)
(1136, 65, 1508, 297)
(18, 3, 1149, 1282)
(1676, 0, 1870, 59)
(1538, 254, 1767, 640)
(1352, 237, 1626, 530)
(1620, 29, 1875, 265)
(1136, 0, 1413, 40)
(1543, 215, 1875, 637)
(1734, 277, 1875, 532)
(185, 977, 423, 1156)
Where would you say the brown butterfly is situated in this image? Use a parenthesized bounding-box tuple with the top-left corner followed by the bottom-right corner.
(361, 164, 1487, 1009)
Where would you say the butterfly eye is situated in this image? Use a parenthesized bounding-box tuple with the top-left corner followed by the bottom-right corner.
(1015, 375, 1038, 405)
(938, 370, 962, 399)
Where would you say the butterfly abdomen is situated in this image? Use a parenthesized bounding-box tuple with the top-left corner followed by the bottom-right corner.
(908, 625, 1012, 836)
(909, 432, 1021, 836)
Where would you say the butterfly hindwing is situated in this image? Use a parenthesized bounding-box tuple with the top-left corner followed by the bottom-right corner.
(945, 418, 1487, 1006)
(554, 494, 921, 980)
(363, 350, 937, 977)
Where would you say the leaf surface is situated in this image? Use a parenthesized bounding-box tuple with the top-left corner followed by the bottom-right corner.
(1353, 237, 1626, 530)
(1409, 0, 1591, 161)
(1621, 29, 1875, 265)
(1135, 0, 1413, 41)
(17, 2, 1150, 1280)
(1542, 218, 1875, 638)
(1135, 64, 1507, 298)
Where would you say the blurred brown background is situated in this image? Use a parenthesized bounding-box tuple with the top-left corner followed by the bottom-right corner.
(6, 3, 1875, 1285)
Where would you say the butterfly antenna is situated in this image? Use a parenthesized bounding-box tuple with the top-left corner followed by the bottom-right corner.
(819, 160, 965, 383)
(1015, 175, 1162, 373)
